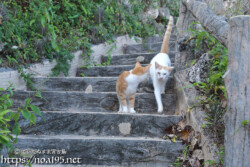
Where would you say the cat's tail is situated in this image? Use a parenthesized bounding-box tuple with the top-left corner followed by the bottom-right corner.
(160, 16, 173, 54)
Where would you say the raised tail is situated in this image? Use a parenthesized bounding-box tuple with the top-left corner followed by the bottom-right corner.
(160, 16, 173, 54)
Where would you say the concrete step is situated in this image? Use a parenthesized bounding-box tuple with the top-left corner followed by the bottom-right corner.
(15, 135, 184, 166)
(76, 64, 174, 77)
(101, 52, 175, 65)
(29, 77, 175, 94)
(11, 91, 176, 114)
(123, 42, 176, 54)
(19, 111, 182, 137)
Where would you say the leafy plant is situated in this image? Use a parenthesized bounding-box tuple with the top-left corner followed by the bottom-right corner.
(0, 0, 178, 79)
(80, 73, 86, 77)
(187, 22, 217, 50)
(224, 0, 250, 18)
(186, 22, 228, 146)
(241, 120, 250, 127)
(0, 84, 41, 153)
(204, 146, 224, 166)
(173, 158, 182, 167)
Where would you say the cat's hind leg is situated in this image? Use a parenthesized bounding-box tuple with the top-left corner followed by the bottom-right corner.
(119, 93, 128, 113)
(128, 93, 136, 113)
(117, 95, 123, 112)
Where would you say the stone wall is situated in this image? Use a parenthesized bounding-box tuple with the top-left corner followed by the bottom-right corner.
(223, 15, 250, 167)
(174, 0, 230, 165)
(0, 35, 141, 90)
(175, 69, 220, 165)
(0, 51, 82, 90)
(175, 1, 249, 166)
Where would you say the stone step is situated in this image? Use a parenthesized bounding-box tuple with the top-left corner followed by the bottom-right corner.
(19, 111, 182, 137)
(123, 42, 176, 54)
(77, 64, 148, 77)
(29, 77, 175, 94)
(15, 135, 184, 166)
(11, 91, 176, 114)
(101, 52, 175, 65)
(146, 34, 177, 43)
(76, 64, 174, 77)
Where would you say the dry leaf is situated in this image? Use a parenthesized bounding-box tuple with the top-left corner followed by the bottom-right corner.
(171, 135, 177, 143)
(196, 132, 201, 146)
(187, 107, 192, 113)
(180, 130, 190, 140)
(165, 126, 174, 134)
(189, 138, 198, 152)
(193, 157, 201, 167)
(192, 149, 204, 161)
(177, 120, 186, 131)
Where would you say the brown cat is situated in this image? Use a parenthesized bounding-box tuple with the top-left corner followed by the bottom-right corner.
(116, 62, 151, 113)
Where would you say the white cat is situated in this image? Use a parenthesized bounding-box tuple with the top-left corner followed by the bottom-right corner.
(149, 16, 174, 113)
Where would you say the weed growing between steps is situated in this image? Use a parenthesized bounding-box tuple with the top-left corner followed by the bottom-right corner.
(0, 84, 42, 157)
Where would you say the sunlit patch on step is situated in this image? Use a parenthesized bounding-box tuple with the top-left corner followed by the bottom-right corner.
(136, 56, 145, 63)
(118, 123, 131, 135)
(85, 85, 93, 94)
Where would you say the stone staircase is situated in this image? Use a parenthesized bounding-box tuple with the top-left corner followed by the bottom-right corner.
(12, 34, 185, 166)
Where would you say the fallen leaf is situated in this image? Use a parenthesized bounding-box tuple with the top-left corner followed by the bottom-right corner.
(189, 138, 198, 152)
(162, 134, 168, 140)
(165, 125, 174, 134)
(177, 120, 186, 131)
(196, 132, 201, 147)
(187, 107, 192, 113)
(180, 130, 190, 140)
(193, 157, 201, 167)
(168, 134, 175, 138)
(192, 149, 204, 161)
(171, 135, 177, 143)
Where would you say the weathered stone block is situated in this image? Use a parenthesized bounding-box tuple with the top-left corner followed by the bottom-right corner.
(15, 135, 185, 166)
(18, 111, 182, 137)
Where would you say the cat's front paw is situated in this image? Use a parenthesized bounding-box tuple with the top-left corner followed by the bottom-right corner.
(122, 108, 129, 113)
(129, 108, 136, 113)
(157, 109, 163, 113)
(118, 108, 123, 113)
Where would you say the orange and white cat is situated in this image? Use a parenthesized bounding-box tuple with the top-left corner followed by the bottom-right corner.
(116, 62, 151, 113)
(149, 16, 174, 113)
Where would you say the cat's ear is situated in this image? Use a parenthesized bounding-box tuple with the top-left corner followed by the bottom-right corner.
(135, 62, 141, 67)
(155, 62, 160, 69)
(164, 66, 174, 71)
(168, 66, 174, 71)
